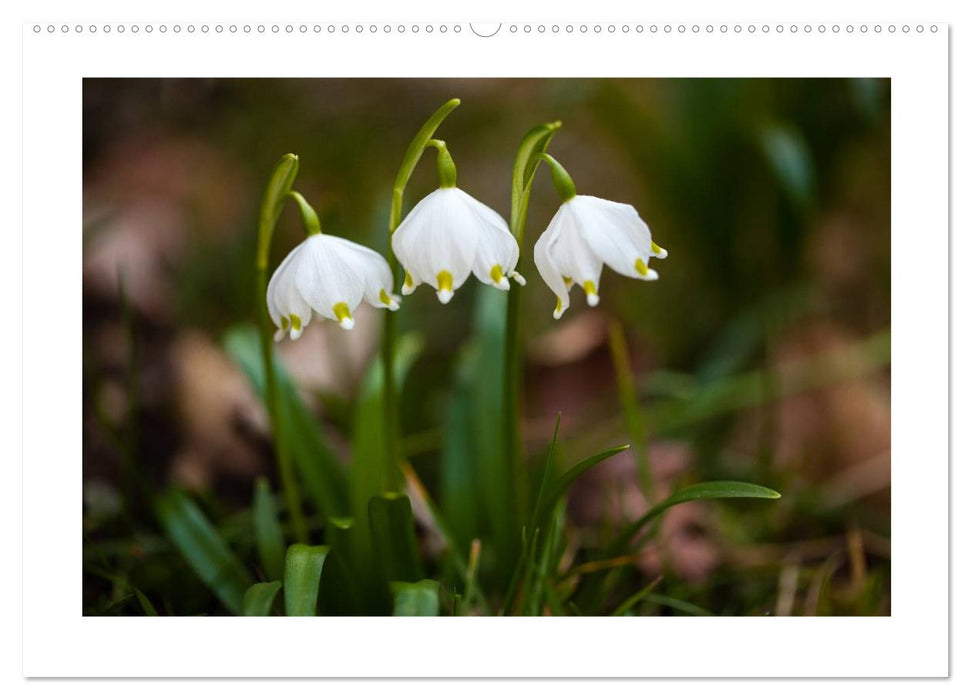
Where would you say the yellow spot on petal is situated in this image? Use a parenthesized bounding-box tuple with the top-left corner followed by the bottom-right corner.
(289, 314, 302, 331)
(635, 257, 650, 276)
(563, 276, 573, 286)
(490, 264, 504, 284)
(555, 297, 563, 313)
(437, 270, 453, 293)
(582, 280, 600, 307)
(436, 270, 455, 303)
(379, 289, 392, 306)
(333, 302, 354, 329)
(404, 271, 415, 287)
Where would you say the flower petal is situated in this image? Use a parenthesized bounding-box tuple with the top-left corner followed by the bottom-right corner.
(269, 242, 313, 338)
(328, 236, 398, 310)
(534, 219, 571, 319)
(545, 202, 604, 296)
(266, 240, 304, 333)
(291, 234, 366, 322)
(391, 188, 478, 294)
(572, 195, 657, 281)
(457, 192, 520, 291)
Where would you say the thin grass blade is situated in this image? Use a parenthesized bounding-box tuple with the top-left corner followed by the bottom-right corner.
(156, 490, 253, 615)
(253, 477, 285, 581)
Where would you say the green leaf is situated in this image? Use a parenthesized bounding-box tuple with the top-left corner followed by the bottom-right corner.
(614, 481, 781, 551)
(133, 588, 158, 616)
(640, 593, 711, 617)
(348, 333, 423, 562)
(242, 581, 282, 616)
(393, 99, 461, 195)
(284, 544, 330, 616)
(156, 490, 253, 615)
(759, 124, 815, 211)
(256, 154, 299, 269)
(440, 343, 481, 549)
(253, 477, 285, 581)
(368, 493, 423, 583)
(224, 325, 348, 519)
(511, 121, 562, 236)
(536, 443, 630, 527)
(391, 580, 440, 616)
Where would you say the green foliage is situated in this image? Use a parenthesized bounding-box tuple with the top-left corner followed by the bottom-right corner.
(284, 544, 330, 616)
(156, 490, 253, 614)
(84, 80, 892, 617)
(225, 325, 347, 519)
(242, 581, 282, 616)
(348, 333, 424, 567)
(253, 478, 285, 582)
(392, 580, 441, 616)
(369, 494, 424, 584)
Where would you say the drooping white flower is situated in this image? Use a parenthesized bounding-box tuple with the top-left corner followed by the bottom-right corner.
(533, 195, 667, 319)
(267, 233, 399, 340)
(391, 187, 525, 304)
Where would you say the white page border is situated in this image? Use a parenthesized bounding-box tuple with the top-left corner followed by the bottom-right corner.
(22, 21, 948, 678)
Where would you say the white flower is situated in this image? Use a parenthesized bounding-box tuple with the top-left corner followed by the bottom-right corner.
(391, 187, 526, 304)
(266, 233, 399, 340)
(532, 154, 667, 319)
(533, 195, 667, 319)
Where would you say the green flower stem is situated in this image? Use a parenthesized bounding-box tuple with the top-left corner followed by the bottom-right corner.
(384, 98, 461, 485)
(606, 318, 652, 501)
(503, 122, 562, 531)
(539, 153, 577, 202)
(256, 154, 308, 543)
(427, 139, 458, 188)
(287, 191, 321, 237)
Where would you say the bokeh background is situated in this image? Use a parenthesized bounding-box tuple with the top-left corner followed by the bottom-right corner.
(83, 78, 890, 615)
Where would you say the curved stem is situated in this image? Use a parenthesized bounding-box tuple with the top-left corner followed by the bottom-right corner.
(256, 154, 308, 543)
(384, 98, 461, 488)
(503, 122, 562, 532)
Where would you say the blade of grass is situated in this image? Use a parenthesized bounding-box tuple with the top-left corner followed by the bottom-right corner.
(225, 325, 347, 520)
(349, 333, 423, 565)
(400, 462, 492, 614)
(253, 477, 285, 581)
(611, 575, 663, 616)
(242, 581, 282, 616)
(283, 544, 330, 616)
(644, 593, 711, 616)
(613, 481, 782, 552)
(535, 443, 630, 527)
(156, 490, 253, 615)
(607, 318, 652, 499)
(501, 415, 562, 615)
(368, 493, 424, 584)
(458, 539, 482, 616)
(572, 481, 780, 614)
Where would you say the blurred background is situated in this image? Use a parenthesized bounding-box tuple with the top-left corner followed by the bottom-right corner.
(83, 78, 890, 615)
